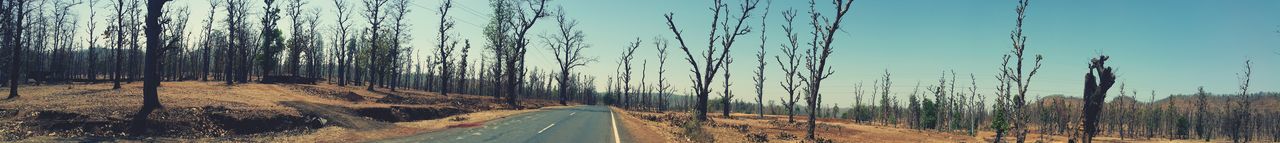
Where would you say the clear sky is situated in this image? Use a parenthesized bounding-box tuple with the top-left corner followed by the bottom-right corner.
(72, 0, 1278, 106)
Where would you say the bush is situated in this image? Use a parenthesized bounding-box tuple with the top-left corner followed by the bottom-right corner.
(776, 132, 797, 140)
(680, 120, 715, 142)
(746, 132, 769, 142)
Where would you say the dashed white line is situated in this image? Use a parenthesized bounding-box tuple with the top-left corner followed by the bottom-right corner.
(610, 108, 621, 143)
(538, 123, 556, 134)
(569, 112, 576, 116)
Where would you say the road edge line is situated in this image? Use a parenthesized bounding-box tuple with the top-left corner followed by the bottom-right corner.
(538, 123, 556, 133)
(610, 108, 621, 143)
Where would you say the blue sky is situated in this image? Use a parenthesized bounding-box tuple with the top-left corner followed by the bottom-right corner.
(75, 0, 1278, 106)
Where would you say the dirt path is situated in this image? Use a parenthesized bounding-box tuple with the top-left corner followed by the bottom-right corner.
(279, 101, 391, 130)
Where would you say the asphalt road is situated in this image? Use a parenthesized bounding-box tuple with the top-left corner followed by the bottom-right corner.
(375, 105, 628, 143)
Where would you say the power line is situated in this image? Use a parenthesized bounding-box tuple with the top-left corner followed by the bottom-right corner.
(408, 2, 485, 29)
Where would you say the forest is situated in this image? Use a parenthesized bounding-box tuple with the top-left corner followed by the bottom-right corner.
(0, 0, 1276, 142)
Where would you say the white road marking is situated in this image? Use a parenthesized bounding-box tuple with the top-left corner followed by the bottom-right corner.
(538, 123, 556, 134)
(570, 112, 576, 116)
(610, 108, 621, 143)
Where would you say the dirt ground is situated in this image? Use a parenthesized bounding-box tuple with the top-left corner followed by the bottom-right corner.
(616, 111, 982, 143)
(0, 81, 559, 142)
(615, 110, 1226, 143)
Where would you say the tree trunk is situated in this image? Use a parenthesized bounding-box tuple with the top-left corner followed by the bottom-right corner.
(132, 0, 167, 136)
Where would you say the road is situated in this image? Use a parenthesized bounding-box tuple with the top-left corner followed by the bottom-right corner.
(375, 105, 629, 143)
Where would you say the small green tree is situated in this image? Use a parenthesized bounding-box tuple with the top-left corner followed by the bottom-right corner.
(922, 98, 938, 129)
(257, 0, 284, 78)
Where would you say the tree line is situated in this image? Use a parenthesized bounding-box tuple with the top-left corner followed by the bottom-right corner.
(1, 0, 612, 135)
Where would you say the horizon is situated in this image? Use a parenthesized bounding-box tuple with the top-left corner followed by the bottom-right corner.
(63, 0, 1280, 106)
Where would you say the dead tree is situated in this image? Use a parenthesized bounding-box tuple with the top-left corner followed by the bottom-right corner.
(87, 0, 102, 81)
(1081, 55, 1117, 143)
(753, 0, 771, 118)
(663, 0, 761, 121)
(498, 0, 551, 107)
(968, 73, 983, 136)
(197, 0, 217, 81)
(721, 55, 733, 117)
(134, 0, 171, 135)
(3, 0, 28, 98)
(546, 7, 593, 105)
(303, 10, 323, 79)
(112, 0, 125, 88)
(128, 0, 141, 84)
(619, 39, 640, 109)
(223, 0, 248, 85)
(653, 37, 670, 111)
(161, 4, 190, 81)
(1229, 59, 1253, 142)
(436, 0, 457, 96)
(386, 0, 409, 91)
(331, 0, 351, 86)
(999, 0, 1044, 142)
(776, 8, 801, 123)
(1195, 86, 1210, 141)
(457, 40, 470, 94)
(800, 0, 855, 139)
(361, 0, 387, 91)
(284, 0, 305, 77)
(638, 60, 648, 110)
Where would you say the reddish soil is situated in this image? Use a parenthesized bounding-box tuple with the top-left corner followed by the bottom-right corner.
(0, 81, 556, 141)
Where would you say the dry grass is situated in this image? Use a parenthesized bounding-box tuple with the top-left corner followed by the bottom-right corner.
(0, 81, 558, 142)
(610, 107, 681, 143)
(615, 110, 1234, 143)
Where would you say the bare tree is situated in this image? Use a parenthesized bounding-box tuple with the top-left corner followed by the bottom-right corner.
(223, 0, 249, 85)
(386, 0, 409, 91)
(545, 7, 593, 105)
(160, 3, 190, 81)
(619, 39, 640, 108)
(436, 0, 457, 96)
(968, 73, 982, 136)
(128, 0, 142, 84)
(2, 0, 29, 98)
(492, 0, 550, 107)
(753, 0, 771, 118)
(331, 0, 351, 86)
(87, 0, 102, 82)
(133, 0, 171, 135)
(721, 55, 733, 117)
(799, 0, 855, 139)
(457, 40, 470, 93)
(776, 8, 801, 123)
(303, 9, 323, 79)
(999, 0, 1044, 142)
(1195, 86, 1209, 141)
(111, 0, 126, 88)
(663, 0, 761, 121)
(652, 37, 669, 110)
(1229, 59, 1253, 142)
(197, 0, 218, 81)
(361, 0, 387, 91)
(1081, 55, 1117, 143)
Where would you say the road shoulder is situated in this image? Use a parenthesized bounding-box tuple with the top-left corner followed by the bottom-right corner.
(609, 107, 678, 143)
